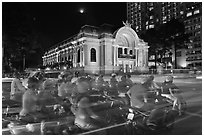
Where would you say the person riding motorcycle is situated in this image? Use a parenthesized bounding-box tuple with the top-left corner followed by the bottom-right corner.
(72, 77, 106, 130)
(127, 76, 156, 111)
(10, 71, 27, 102)
(110, 73, 118, 88)
(93, 74, 107, 92)
(58, 71, 74, 100)
(126, 74, 134, 88)
(19, 77, 45, 122)
(161, 75, 182, 114)
(118, 75, 130, 94)
(108, 73, 119, 96)
(127, 76, 179, 129)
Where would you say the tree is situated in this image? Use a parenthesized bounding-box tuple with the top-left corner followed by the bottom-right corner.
(160, 18, 190, 68)
(141, 28, 170, 68)
(3, 3, 46, 71)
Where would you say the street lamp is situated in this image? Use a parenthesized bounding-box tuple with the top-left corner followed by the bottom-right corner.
(23, 54, 26, 70)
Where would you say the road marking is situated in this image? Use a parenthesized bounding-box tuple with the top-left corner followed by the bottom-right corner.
(185, 111, 202, 118)
(168, 110, 202, 126)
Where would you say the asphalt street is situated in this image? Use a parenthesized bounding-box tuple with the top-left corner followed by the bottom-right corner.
(168, 81, 202, 135)
(104, 74, 202, 135)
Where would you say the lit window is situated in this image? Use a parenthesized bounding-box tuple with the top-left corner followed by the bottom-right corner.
(150, 16, 153, 19)
(194, 10, 200, 14)
(186, 12, 192, 17)
(149, 24, 154, 28)
(163, 16, 167, 20)
(118, 48, 122, 57)
(149, 7, 154, 11)
(146, 21, 149, 25)
(195, 24, 201, 29)
(90, 48, 96, 62)
(180, 11, 184, 15)
(146, 26, 148, 30)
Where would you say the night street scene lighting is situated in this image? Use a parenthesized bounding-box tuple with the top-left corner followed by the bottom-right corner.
(2, 2, 202, 135)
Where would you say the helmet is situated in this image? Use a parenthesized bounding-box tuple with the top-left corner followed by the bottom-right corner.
(13, 71, 21, 78)
(126, 74, 131, 78)
(142, 75, 154, 84)
(121, 75, 126, 81)
(111, 73, 116, 77)
(27, 77, 39, 89)
(60, 71, 73, 80)
(76, 77, 91, 93)
(166, 75, 173, 82)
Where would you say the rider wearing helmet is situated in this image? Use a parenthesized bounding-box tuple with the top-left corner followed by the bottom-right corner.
(19, 77, 42, 120)
(10, 71, 27, 102)
(72, 77, 105, 130)
(126, 74, 134, 87)
(93, 74, 106, 91)
(127, 75, 158, 111)
(118, 75, 129, 94)
(109, 73, 119, 96)
(110, 73, 118, 87)
(58, 71, 74, 100)
(161, 75, 181, 112)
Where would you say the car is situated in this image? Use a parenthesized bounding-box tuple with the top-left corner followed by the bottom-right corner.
(2, 78, 14, 101)
(2, 78, 22, 115)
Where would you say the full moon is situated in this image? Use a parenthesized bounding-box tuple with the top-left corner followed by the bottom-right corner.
(79, 9, 84, 13)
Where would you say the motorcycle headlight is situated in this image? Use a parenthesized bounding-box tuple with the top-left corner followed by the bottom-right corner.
(26, 124, 35, 132)
(132, 121, 137, 126)
(129, 108, 134, 113)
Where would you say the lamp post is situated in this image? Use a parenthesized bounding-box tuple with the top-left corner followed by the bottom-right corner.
(23, 54, 26, 71)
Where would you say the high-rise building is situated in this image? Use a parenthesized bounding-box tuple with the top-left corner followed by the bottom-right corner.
(127, 2, 202, 69)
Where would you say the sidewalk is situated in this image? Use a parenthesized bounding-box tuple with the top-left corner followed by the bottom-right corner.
(104, 73, 201, 83)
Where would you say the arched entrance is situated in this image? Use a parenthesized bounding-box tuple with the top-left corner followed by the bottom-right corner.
(113, 24, 149, 73)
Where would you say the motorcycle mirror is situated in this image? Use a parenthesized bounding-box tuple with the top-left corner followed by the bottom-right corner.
(129, 108, 134, 113)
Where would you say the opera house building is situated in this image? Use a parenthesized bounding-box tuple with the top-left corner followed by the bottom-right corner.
(42, 23, 149, 74)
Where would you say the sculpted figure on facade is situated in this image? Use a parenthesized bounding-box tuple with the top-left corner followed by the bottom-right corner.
(122, 20, 132, 28)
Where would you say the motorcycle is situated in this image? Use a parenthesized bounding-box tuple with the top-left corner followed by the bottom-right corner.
(3, 84, 186, 135)
(123, 89, 185, 135)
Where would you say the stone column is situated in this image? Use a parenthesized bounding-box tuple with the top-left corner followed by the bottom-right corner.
(135, 49, 138, 67)
(116, 46, 119, 66)
(73, 47, 76, 67)
(113, 46, 116, 66)
(80, 47, 83, 67)
(144, 49, 148, 67)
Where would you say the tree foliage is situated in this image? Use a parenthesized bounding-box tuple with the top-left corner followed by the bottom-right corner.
(3, 3, 44, 71)
(141, 18, 190, 68)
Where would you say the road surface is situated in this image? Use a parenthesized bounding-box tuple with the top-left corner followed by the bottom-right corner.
(167, 79, 202, 135)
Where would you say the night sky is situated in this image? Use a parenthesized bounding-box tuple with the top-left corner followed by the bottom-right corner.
(3, 2, 127, 50)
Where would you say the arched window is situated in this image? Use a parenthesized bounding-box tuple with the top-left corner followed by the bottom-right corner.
(129, 50, 132, 55)
(118, 48, 122, 58)
(77, 49, 80, 63)
(90, 48, 96, 62)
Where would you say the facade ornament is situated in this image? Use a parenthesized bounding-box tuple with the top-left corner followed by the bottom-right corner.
(122, 20, 132, 28)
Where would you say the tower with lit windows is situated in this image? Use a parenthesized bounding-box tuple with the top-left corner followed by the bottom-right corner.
(127, 2, 202, 69)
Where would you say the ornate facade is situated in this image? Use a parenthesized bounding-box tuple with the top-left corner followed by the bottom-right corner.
(42, 23, 149, 74)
